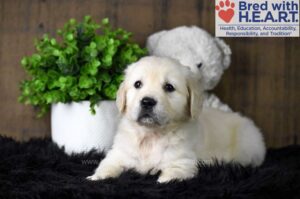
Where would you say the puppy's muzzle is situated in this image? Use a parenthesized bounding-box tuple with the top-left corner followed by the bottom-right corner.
(137, 97, 159, 126)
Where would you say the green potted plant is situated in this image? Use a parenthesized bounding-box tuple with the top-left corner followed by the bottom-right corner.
(19, 16, 146, 154)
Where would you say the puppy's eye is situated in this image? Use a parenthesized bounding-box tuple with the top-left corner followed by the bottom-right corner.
(197, 63, 203, 69)
(164, 83, 175, 92)
(134, 80, 142, 89)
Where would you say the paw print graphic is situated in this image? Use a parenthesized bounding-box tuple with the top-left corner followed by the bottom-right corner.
(215, 0, 235, 23)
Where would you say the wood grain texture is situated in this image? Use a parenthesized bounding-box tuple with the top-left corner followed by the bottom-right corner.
(0, 0, 299, 147)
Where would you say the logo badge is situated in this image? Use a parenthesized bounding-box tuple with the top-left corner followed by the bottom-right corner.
(215, 0, 300, 37)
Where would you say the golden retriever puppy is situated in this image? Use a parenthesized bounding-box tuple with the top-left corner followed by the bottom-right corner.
(87, 56, 266, 183)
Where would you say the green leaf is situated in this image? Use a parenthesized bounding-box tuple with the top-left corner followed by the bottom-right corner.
(50, 38, 57, 45)
(101, 18, 109, 25)
(21, 57, 28, 67)
(81, 59, 101, 76)
(69, 18, 76, 25)
(103, 84, 118, 99)
(84, 15, 91, 22)
(53, 49, 61, 56)
(92, 59, 101, 68)
(90, 49, 98, 57)
(90, 42, 97, 49)
(32, 54, 42, 62)
(57, 76, 75, 90)
(86, 88, 96, 95)
(79, 76, 95, 89)
(69, 86, 80, 100)
(114, 74, 124, 84)
(102, 55, 112, 68)
(95, 36, 106, 50)
(89, 94, 102, 114)
(44, 90, 64, 104)
(98, 72, 111, 83)
(33, 79, 46, 92)
(66, 33, 74, 41)
(95, 81, 102, 91)
(57, 29, 62, 35)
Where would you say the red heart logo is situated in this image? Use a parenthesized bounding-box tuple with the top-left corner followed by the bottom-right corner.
(218, 9, 234, 23)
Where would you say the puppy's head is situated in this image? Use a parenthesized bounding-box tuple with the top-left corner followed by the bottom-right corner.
(116, 56, 202, 128)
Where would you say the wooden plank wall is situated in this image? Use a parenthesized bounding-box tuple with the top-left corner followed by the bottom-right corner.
(0, 0, 299, 148)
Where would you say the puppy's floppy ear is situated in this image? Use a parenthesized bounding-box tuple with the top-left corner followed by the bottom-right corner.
(187, 74, 203, 119)
(116, 62, 136, 113)
(116, 82, 127, 113)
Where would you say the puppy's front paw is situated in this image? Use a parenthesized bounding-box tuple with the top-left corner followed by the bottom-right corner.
(86, 171, 112, 181)
(157, 174, 175, 183)
(157, 173, 193, 183)
(86, 165, 123, 181)
(86, 174, 102, 181)
(157, 167, 196, 183)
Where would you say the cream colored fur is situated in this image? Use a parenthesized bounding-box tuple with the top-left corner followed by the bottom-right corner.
(87, 56, 266, 183)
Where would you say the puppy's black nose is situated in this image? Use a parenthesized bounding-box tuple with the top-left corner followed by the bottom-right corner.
(141, 97, 157, 109)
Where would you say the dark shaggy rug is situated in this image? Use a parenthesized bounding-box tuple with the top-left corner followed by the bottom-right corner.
(1, 136, 300, 199)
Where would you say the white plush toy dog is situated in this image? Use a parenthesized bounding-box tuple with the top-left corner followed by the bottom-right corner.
(147, 26, 232, 112)
(87, 56, 266, 183)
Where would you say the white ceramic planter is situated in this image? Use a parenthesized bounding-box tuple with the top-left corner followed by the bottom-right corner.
(51, 101, 119, 154)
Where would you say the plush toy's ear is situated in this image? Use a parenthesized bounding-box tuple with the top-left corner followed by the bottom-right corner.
(116, 82, 127, 114)
(187, 74, 203, 119)
(215, 38, 232, 69)
(146, 30, 167, 54)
